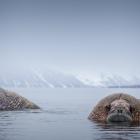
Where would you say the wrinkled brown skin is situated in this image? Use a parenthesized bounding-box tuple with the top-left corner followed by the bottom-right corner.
(88, 93, 140, 123)
(0, 88, 40, 110)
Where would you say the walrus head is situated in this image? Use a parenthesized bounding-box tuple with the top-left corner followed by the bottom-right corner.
(106, 99, 133, 123)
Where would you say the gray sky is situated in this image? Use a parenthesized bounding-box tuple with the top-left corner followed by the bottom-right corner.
(0, 0, 140, 80)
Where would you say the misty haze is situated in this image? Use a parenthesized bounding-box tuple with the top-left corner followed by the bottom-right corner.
(0, 0, 140, 140)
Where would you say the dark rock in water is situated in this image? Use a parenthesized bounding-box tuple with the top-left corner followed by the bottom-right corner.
(0, 88, 40, 111)
(88, 93, 140, 123)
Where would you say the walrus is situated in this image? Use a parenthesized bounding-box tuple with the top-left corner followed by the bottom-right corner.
(0, 88, 40, 110)
(88, 93, 140, 123)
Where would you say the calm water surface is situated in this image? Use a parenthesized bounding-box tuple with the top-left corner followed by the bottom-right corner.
(0, 88, 140, 140)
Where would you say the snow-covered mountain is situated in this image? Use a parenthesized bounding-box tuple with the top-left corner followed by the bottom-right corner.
(1, 68, 140, 88)
(100, 75, 140, 88)
(0, 69, 90, 88)
(78, 75, 140, 88)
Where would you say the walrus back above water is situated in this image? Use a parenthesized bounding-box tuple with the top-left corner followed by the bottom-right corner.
(88, 93, 140, 123)
(0, 88, 40, 110)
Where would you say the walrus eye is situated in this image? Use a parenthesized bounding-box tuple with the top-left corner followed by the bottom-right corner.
(130, 106, 135, 113)
(105, 104, 111, 112)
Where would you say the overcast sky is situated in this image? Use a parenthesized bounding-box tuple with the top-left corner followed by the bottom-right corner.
(0, 0, 140, 80)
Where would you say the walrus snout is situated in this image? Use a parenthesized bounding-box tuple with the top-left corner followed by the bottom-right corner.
(117, 108, 123, 113)
(107, 107, 132, 122)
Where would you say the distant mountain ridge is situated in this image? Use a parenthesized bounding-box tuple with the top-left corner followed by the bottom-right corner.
(0, 69, 90, 88)
(79, 75, 140, 88)
(100, 75, 140, 88)
(0, 69, 140, 88)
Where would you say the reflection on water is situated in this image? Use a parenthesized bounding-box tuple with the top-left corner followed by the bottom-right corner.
(0, 112, 15, 140)
(0, 88, 140, 140)
(91, 121, 140, 140)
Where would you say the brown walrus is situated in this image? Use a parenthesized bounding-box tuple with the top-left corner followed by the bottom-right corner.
(88, 93, 140, 123)
(0, 88, 40, 110)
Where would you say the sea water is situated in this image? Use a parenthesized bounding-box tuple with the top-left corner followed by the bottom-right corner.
(0, 88, 140, 140)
